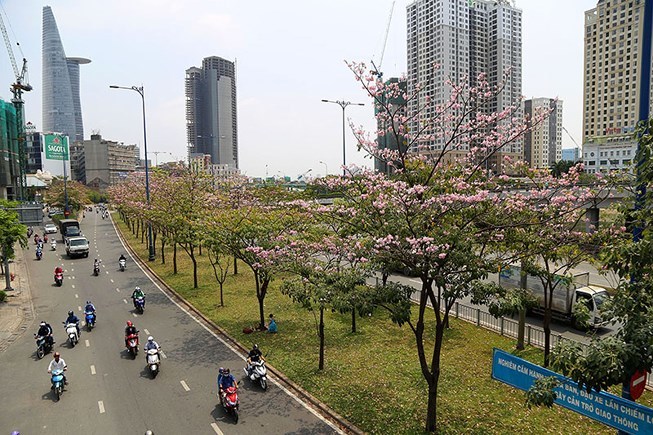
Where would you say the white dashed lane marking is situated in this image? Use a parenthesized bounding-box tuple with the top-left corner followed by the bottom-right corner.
(90, 365, 96, 375)
(132, 313, 137, 318)
(180, 380, 191, 391)
(71, 284, 75, 289)
(143, 329, 150, 335)
(98, 401, 105, 414)
(85, 339, 90, 347)
(74, 294, 78, 298)
(210, 423, 224, 434)
(116, 288, 120, 292)
(123, 299, 128, 304)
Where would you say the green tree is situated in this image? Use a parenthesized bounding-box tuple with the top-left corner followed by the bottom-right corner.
(0, 201, 28, 290)
(45, 179, 89, 212)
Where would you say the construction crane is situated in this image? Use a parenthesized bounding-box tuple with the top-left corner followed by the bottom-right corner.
(371, 1, 395, 79)
(0, 10, 32, 201)
(562, 126, 581, 149)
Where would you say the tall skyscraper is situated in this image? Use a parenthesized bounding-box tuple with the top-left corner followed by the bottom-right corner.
(185, 56, 238, 168)
(406, 0, 522, 171)
(524, 98, 563, 169)
(42, 6, 90, 141)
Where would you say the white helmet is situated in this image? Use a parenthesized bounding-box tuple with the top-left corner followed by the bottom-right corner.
(147, 336, 154, 342)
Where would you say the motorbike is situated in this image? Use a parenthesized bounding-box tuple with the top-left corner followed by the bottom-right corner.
(220, 385, 240, 423)
(64, 322, 79, 347)
(51, 369, 65, 401)
(36, 248, 43, 260)
(134, 296, 145, 314)
(244, 360, 268, 390)
(54, 272, 64, 287)
(51, 240, 57, 251)
(146, 348, 161, 378)
(126, 333, 139, 359)
(85, 311, 96, 331)
(119, 258, 126, 271)
(93, 264, 100, 276)
(35, 334, 53, 359)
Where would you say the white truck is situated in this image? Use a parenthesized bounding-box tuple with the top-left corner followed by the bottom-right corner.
(498, 266, 610, 329)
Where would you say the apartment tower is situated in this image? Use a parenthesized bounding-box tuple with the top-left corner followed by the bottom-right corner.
(42, 6, 90, 141)
(406, 0, 522, 171)
(185, 56, 238, 168)
(524, 98, 563, 169)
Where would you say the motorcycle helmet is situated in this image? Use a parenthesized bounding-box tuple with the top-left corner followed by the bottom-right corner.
(219, 367, 224, 374)
(68, 311, 73, 316)
(253, 344, 259, 350)
(147, 336, 154, 342)
(126, 321, 133, 327)
(40, 321, 46, 326)
(135, 286, 141, 291)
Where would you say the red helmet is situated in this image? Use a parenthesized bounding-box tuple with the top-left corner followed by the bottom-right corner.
(126, 321, 133, 327)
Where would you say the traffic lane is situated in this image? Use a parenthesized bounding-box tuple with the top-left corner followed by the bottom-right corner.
(111, 282, 341, 434)
(98, 214, 341, 433)
(383, 274, 620, 342)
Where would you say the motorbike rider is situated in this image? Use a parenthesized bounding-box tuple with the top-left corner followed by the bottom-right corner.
(144, 336, 161, 361)
(131, 286, 145, 309)
(54, 266, 63, 276)
(36, 321, 54, 348)
(47, 352, 67, 386)
(124, 320, 138, 347)
(246, 344, 265, 376)
(119, 254, 126, 263)
(218, 367, 237, 402)
(84, 300, 97, 322)
(64, 310, 80, 336)
(93, 258, 101, 273)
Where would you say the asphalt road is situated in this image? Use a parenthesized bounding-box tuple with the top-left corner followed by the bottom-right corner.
(0, 211, 341, 434)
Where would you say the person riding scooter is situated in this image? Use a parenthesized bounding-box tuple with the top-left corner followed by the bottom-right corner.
(124, 321, 138, 347)
(64, 311, 80, 337)
(218, 367, 237, 403)
(36, 321, 54, 348)
(144, 336, 161, 361)
(47, 352, 67, 386)
(84, 300, 97, 322)
(246, 344, 265, 376)
(131, 286, 145, 309)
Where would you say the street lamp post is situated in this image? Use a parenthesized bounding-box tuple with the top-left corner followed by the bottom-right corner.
(109, 84, 155, 261)
(321, 99, 364, 176)
(319, 160, 328, 177)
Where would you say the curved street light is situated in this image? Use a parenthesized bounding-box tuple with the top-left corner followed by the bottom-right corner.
(109, 84, 155, 261)
(321, 99, 364, 176)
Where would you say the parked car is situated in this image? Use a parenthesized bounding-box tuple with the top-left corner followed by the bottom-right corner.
(44, 223, 58, 234)
(47, 208, 62, 218)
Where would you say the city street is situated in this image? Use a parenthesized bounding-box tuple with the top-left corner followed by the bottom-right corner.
(0, 211, 341, 434)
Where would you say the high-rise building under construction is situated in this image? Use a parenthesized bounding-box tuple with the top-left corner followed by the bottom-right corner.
(185, 56, 238, 168)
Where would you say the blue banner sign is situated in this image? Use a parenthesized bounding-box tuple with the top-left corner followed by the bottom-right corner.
(492, 348, 653, 434)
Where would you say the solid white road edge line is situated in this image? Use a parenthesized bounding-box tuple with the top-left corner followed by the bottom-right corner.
(98, 401, 105, 413)
(180, 380, 191, 391)
(114, 222, 344, 434)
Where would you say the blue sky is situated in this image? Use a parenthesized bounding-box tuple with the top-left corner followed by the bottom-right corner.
(0, 0, 596, 178)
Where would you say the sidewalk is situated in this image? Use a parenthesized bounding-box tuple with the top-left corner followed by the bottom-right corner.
(0, 246, 34, 352)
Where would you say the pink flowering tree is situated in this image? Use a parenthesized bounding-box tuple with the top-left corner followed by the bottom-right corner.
(204, 183, 309, 329)
(308, 61, 618, 432)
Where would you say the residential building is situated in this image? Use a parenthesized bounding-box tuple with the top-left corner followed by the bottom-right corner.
(0, 99, 19, 200)
(42, 6, 90, 141)
(524, 98, 563, 169)
(406, 0, 523, 171)
(582, 0, 652, 171)
(375, 77, 407, 175)
(185, 56, 238, 168)
(80, 134, 138, 189)
(562, 147, 580, 162)
(582, 135, 636, 173)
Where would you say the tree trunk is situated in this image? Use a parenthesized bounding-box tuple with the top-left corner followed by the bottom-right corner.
(233, 257, 238, 275)
(3, 249, 12, 291)
(256, 277, 269, 330)
(382, 270, 389, 286)
(160, 238, 166, 264)
(173, 243, 178, 274)
(543, 308, 552, 367)
(198, 243, 202, 256)
(424, 321, 445, 432)
(190, 245, 198, 288)
(516, 309, 526, 351)
(319, 307, 325, 370)
(351, 308, 356, 333)
(219, 282, 224, 307)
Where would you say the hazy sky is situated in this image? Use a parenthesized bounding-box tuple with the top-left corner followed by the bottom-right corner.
(0, 0, 597, 178)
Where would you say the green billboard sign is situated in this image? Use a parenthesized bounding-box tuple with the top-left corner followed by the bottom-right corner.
(44, 134, 69, 160)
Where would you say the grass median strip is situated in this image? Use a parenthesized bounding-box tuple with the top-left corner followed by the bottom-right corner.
(116, 218, 649, 434)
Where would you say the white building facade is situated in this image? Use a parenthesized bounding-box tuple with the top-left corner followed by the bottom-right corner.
(524, 98, 563, 169)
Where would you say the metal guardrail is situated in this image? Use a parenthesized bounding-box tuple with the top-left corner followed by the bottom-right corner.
(449, 301, 653, 389)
